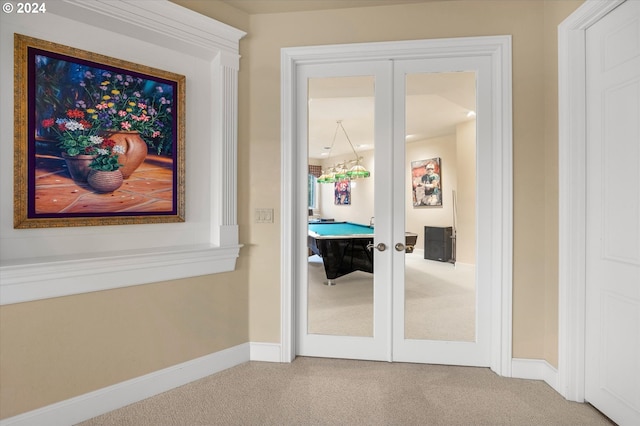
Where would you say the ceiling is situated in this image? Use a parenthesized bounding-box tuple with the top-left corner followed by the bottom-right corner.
(307, 73, 477, 160)
(221, 0, 442, 15)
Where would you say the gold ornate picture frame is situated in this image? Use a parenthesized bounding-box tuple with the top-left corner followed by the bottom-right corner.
(14, 34, 185, 228)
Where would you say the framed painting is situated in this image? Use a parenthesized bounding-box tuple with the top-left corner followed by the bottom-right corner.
(334, 179, 351, 205)
(13, 34, 185, 228)
(411, 157, 442, 207)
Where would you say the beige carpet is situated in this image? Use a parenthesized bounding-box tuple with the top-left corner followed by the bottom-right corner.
(79, 357, 613, 426)
(307, 250, 475, 341)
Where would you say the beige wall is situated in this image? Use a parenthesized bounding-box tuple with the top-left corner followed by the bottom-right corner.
(455, 120, 477, 265)
(0, 0, 584, 419)
(0, 271, 249, 419)
(241, 0, 583, 360)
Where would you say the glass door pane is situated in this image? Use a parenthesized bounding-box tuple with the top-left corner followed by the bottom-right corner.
(404, 71, 477, 342)
(307, 76, 376, 337)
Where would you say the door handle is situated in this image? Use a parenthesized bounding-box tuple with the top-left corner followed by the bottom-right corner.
(367, 242, 387, 252)
(395, 242, 405, 252)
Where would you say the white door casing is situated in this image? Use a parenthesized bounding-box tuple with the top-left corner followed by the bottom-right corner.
(584, 1, 640, 424)
(281, 36, 513, 375)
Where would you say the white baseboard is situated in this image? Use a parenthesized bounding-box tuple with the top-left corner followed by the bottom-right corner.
(250, 342, 283, 362)
(511, 358, 560, 394)
(0, 343, 250, 426)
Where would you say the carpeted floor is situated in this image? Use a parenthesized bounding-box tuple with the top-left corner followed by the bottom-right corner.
(78, 357, 613, 426)
(307, 250, 475, 341)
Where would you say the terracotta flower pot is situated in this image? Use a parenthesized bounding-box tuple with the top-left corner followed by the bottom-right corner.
(87, 169, 124, 193)
(61, 152, 97, 182)
(103, 131, 148, 179)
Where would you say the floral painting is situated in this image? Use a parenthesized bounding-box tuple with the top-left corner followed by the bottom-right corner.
(14, 34, 185, 228)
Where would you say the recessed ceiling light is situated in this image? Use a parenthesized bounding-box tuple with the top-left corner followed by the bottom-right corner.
(467, 111, 476, 117)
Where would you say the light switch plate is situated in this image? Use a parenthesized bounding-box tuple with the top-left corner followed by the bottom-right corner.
(255, 208, 274, 223)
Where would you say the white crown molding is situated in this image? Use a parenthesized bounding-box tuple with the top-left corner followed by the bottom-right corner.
(60, 0, 245, 55)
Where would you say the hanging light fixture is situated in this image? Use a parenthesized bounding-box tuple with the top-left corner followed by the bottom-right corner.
(318, 120, 371, 183)
(333, 162, 349, 180)
(337, 120, 371, 179)
(317, 166, 337, 183)
(347, 163, 371, 179)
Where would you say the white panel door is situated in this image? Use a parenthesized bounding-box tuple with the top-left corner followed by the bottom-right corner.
(585, 1, 640, 424)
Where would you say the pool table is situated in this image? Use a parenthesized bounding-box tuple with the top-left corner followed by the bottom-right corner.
(308, 222, 374, 285)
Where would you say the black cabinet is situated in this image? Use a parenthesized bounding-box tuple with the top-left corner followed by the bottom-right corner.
(424, 226, 453, 262)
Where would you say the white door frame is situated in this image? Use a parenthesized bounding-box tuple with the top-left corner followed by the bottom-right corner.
(557, 0, 626, 402)
(280, 36, 513, 376)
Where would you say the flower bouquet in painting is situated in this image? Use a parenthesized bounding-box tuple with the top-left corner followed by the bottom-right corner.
(86, 137, 125, 193)
(37, 56, 175, 183)
(40, 108, 101, 182)
(40, 113, 125, 192)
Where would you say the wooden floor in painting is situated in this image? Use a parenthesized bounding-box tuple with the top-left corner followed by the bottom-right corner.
(34, 154, 174, 214)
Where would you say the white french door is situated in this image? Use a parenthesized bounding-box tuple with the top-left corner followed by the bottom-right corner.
(297, 57, 491, 367)
(391, 57, 491, 366)
(297, 60, 393, 361)
(283, 36, 511, 371)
